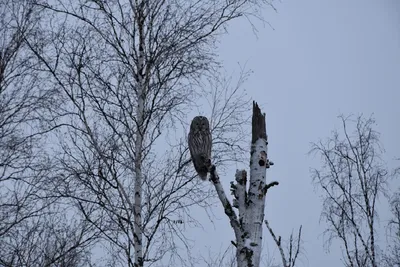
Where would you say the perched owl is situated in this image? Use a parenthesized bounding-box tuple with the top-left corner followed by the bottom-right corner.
(188, 116, 212, 180)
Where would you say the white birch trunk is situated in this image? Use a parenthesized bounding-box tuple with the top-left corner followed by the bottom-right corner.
(236, 139, 268, 267)
(211, 102, 274, 267)
(134, 3, 146, 266)
(134, 97, 144, 267)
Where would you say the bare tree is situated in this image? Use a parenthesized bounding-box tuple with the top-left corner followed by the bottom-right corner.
(0, 1, 98, 265)
(207, 102, 279, 267)
(0, 0, 46, 227)
(265, 220, 302, 267)
(200, 100, 303, 267)
(383, 190, 400, 267)
(310, 115, 392, 267)
(23, 1, 275, 266)
(199, 244, 237, 267)
(0, 211, 97, 267)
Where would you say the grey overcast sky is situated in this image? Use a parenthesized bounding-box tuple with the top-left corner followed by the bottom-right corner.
(187, 1, 400, 266)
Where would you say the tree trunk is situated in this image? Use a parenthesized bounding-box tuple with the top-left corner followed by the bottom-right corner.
(236, 102, 268, 267)
(133, 2, 146, 266)
(211, 101, 273, 267)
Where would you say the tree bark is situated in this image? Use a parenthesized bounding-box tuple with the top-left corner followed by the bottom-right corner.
(133, 2, 146, 266)
(236, 101, 269, 267)
(211, 101, 275, 267)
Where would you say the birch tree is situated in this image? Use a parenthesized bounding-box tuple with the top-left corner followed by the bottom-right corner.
(26, 0, 275, 266)
(310, 115, 391, 267)
(207, 102, 279, 267)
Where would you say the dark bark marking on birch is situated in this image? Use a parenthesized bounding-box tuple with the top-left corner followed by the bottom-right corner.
(258, 151, 267, 166)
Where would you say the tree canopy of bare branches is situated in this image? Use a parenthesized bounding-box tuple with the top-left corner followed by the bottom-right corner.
(19, 0, 276, 266)
(0, 1, 98, 266)
(310, 115, 392, 267)
(383, 190, 400, 267)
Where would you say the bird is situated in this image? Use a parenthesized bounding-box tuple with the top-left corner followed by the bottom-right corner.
(188, 116, 212, 180)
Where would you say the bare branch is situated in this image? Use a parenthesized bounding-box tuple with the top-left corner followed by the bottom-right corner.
(265, 220, 303, 267)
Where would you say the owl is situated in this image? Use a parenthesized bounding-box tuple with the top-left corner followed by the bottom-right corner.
(188, 116, 212, 180)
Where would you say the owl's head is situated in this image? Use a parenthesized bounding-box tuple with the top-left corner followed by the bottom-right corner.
(190, 116, 210, 132)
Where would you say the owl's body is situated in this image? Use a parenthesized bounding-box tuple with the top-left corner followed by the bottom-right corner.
(188, 116, 212, 180)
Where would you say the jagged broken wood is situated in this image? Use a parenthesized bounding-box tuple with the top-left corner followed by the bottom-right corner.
(210, 101, 278, 267)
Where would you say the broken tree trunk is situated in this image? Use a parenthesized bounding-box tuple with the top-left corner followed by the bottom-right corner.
(210, 101, 277, 267)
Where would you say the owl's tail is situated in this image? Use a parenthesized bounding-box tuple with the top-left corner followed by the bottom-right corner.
(198, 172, 208, 181)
